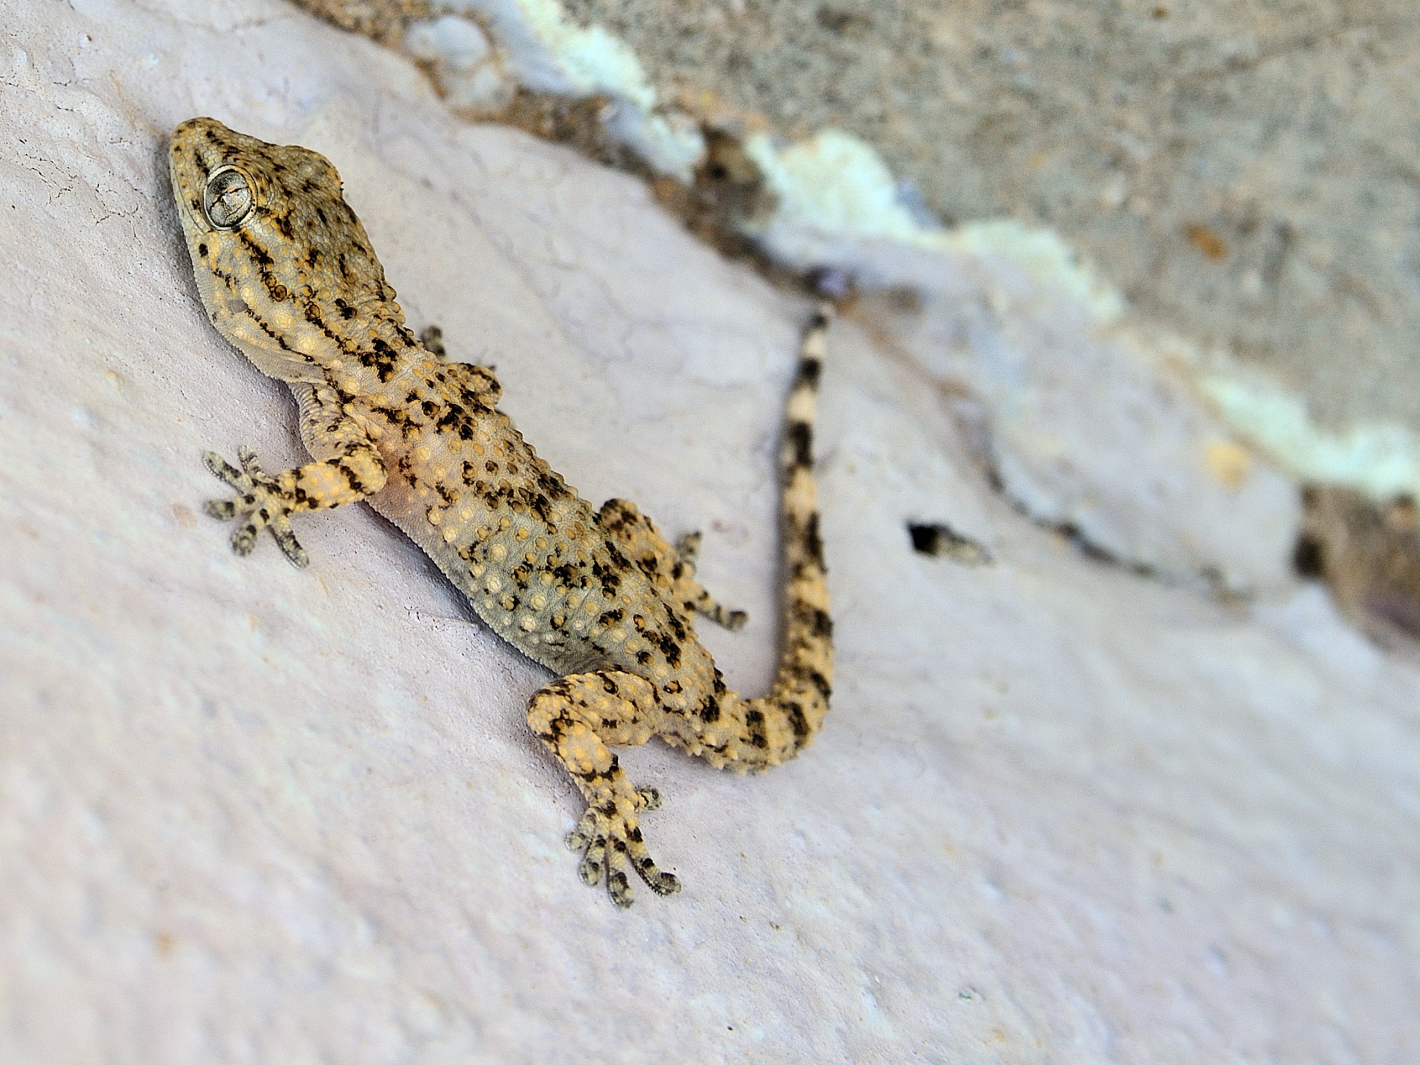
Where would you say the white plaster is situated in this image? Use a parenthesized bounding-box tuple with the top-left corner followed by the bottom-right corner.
(405, 15, 512, 114)
(744, 129, 1126, 323)
(2, 2, 1418, 1062)
(1200, 368, 1420, 501)
(442, 0, 706, 178)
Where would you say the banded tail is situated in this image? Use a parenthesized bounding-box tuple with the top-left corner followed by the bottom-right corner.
(738, 303, 835, 766)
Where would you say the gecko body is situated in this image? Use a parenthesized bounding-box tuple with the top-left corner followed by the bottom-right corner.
(168, 118, 832, 906)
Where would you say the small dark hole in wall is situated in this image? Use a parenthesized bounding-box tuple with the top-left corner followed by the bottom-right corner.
(1293, 533, 1325, 578)
(908, 522, 991, 565)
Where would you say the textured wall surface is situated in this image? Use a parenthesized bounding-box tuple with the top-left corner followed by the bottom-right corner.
(3, 2, 1418, 1062)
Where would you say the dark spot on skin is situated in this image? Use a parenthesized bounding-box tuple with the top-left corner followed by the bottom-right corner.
(592, 562, 621, 598)
(197, 243, 208, 257)
(656, 633, 682, 668)
(802, 512, 825, 568)
(236, 231, 273, 267)
(786, 420, 813, 468)
(745, 709, 768, 748)
(339, 460, 369, 495)
(787, 702, 810, 742)
(796, 357, 822, 389)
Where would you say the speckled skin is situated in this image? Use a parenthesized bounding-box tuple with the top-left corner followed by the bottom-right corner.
(169, 118, 833, 906)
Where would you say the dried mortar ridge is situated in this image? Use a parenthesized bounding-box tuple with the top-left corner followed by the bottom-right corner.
(168, 117, 834, 907)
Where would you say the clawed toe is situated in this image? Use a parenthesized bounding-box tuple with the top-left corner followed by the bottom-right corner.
(203, 450, 247, 488)
(566, 793, 679, 907)
(674, 531, 702, 568)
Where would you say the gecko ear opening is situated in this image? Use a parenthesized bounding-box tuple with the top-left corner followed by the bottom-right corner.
(203, 165, 255, 230)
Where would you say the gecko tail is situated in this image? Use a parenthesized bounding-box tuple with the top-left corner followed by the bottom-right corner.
(741, 303, 835, 764)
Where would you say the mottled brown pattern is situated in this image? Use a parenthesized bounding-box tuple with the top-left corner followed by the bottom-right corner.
(170, 118, 834, 906)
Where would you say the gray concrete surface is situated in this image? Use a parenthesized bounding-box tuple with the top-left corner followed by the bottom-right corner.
(559, 0, 1420, 435)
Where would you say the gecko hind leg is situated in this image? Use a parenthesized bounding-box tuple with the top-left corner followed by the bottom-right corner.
(674, 532, 748, 631)
(418, 325, 503, 405)
(597, 499, 748, 631)
(527, 670, 682, 907)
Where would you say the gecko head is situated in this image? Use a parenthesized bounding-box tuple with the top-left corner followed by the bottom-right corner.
(169, 118, 401, 379)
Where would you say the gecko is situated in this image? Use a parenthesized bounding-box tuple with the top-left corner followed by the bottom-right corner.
(168, 117, 833, 907)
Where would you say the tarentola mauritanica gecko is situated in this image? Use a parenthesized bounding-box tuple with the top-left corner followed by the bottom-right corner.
(169, 118, 833, 906)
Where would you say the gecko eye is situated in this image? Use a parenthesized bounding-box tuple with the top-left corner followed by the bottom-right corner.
(202, 165, 255, 230)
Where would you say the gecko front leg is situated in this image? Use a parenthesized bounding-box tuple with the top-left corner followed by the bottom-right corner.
(202, 436, 386, 566)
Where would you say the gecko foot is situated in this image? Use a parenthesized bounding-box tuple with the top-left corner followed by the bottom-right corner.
(202, 446, 309, 567)
(566, 786, 680, 908)
(674, 531, 749, 630)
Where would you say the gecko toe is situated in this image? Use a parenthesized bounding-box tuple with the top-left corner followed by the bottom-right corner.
(231, 522, 260, 556)
(270, 515, 309, 567)
(645, 866, 680, 897)
(203, 450, 249, 489)
(236, 446, 264, 476)
(607, 868, 635, 908)
(577, 841, 607, 887)
(674, 531, 702, 568)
